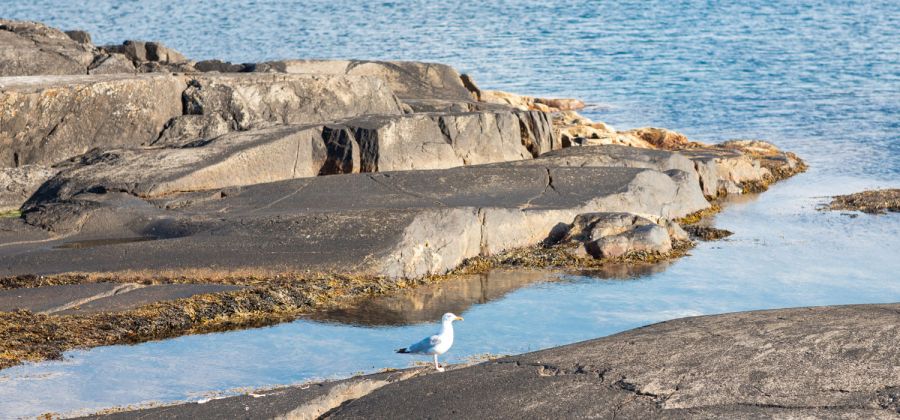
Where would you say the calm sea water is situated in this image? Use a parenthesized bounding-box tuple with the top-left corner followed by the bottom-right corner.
(2, 1, 899, 417)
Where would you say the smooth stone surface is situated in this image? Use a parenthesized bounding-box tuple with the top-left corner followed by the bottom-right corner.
(328, 303, 900, 419)
(7, 155, 709, 278)
(0, 283, 122, 313)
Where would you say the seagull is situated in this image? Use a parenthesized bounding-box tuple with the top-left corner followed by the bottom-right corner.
(396, 312, 463, 372)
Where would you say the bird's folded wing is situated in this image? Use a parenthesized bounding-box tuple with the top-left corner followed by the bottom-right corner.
(407, 335, 440, 353)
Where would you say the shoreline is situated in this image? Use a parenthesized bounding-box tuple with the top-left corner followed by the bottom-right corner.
(0, 19, 808, 372)
(79, 302, 900, 419)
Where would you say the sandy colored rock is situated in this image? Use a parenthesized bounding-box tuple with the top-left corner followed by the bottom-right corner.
(254, 59, 473, 101)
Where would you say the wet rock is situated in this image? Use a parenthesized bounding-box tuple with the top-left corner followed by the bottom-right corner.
(253, 59, 473, 101)
(684, 225, 734, 240)
(194, 59, 254, 73)
(0, 165, 56, 211)
(0, 19, 96, 76)
(827, 189, 900, 214)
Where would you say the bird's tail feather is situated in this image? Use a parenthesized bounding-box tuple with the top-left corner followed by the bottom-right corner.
(396, 348, 409, 354)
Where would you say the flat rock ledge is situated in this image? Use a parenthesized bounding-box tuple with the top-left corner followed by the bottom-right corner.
(85, 303, 900, 419)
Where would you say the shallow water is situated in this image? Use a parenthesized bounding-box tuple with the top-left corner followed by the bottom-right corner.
(2, 0, 900, 417)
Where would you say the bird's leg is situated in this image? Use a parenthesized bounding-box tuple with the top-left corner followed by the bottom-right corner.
(434, 354, 444, 372)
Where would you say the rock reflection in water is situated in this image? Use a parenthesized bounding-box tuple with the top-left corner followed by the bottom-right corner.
(314, 262, 673, 327)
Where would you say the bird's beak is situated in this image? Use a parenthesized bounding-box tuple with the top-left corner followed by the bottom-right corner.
(455, 316, 464, 321)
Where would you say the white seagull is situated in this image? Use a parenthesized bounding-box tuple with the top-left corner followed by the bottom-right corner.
(396, 312, 463, 372)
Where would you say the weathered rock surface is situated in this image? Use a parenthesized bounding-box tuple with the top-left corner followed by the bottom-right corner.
(0, 19, 96, 76)
(461, 74, 585, 113)
(6, 152, 709, 278)
(174, 73, 405, 132)
(255, 59, 473, 101)
(0, 73, 404, 167)
(90, 303, 900, 419)
(0, 165, 55, 211)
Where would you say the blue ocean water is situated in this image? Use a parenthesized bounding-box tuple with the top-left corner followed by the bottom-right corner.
(1, 1, 899, 417)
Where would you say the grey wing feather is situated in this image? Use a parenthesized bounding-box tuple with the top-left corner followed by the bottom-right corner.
(407, 335, 441, 354)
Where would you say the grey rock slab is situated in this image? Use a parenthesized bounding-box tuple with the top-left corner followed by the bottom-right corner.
(8, 160, 709, 278)
(0, 19, 96, 76)
(83, 369, 421, 420)
(0, 283, 124, 313)
(255, 59, 473, 101)
(56, 283, 242, 315)
(327, 303, 900, 419)
(31, 125, 333, 201)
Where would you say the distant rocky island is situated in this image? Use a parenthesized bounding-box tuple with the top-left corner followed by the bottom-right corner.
(9, 18, 896, 419)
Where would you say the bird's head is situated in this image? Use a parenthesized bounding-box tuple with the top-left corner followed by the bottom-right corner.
(442, 312, 464, 323)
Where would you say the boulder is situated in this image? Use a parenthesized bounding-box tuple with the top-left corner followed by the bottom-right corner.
(0, 19, 96, 76)
(0, 74, 185, 167)
(253, 60, 473, 101)
(103, 40, 189, 64)
(559, 212, 675, 259)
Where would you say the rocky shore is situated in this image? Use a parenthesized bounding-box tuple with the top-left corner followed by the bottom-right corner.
(827, 189, 900, 214)
(0, 19, 807, 371)
(85, 303, 900, 419)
